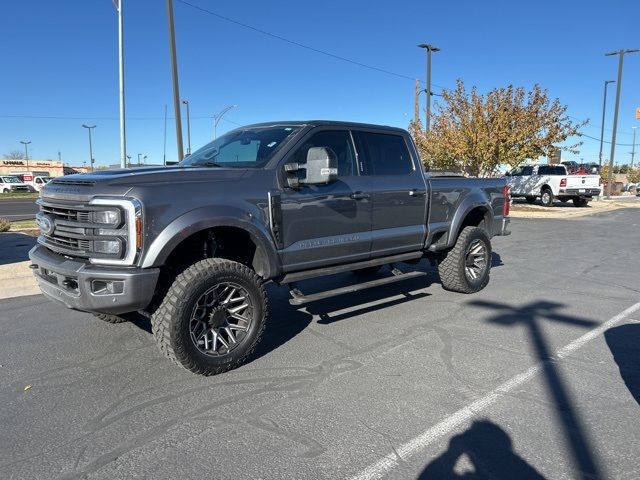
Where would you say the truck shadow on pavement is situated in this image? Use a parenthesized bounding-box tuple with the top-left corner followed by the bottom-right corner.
(419, 419, 544, 479)
(605, 323, 640, 406)
(463, 300, 604, 480)
(0, 232, 37, 265)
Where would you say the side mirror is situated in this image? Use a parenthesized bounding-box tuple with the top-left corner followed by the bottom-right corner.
(285, 146, 338, 188)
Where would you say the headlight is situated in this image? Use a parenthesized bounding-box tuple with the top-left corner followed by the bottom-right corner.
(94, 209, 120, 225)
(93, 239, 121, 255)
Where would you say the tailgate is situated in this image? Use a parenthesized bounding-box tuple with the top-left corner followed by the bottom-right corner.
(565, 175, 600, 189)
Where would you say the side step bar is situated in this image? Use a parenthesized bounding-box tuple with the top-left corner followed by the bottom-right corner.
(281, 251, 423, 284)
(289, 270, 427, 306)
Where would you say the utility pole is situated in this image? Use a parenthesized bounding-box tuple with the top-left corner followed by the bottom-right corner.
(182, 99, 191, 155)
(417, 43, 440, 132)
(115, 0, 127, 169)
(137, 153, 142, 166)
(163, 104, 168, 166)
(166, 0, 184, 161)
(605, 48, 639, 198)
(631, 127, 637, 169)
(598, 80, 615, 168)
(82, 125, 96, 172)
(212, 104, 238, 140)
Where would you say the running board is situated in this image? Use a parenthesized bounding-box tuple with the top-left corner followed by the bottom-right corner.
(281, 251, 423, 284)
(288, 271, 427, 306)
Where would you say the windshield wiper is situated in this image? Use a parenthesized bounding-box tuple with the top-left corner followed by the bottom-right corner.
(195, 161, 224, 168)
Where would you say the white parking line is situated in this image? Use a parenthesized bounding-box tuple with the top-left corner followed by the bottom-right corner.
(351, 301, 640, 480)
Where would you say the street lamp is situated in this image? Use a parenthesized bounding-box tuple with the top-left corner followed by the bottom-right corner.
(213, 104, 238, 140)
(417, 43, 440, 132)
(604, 48, 639, 198)
(166, 0, 184, 161)
(126, 155, 132, 168)
(20, 140, 31, 170)
(598, 80, 615, 168)
(137, 153, 142, 166)
(182, 99, 191, 155)
(631, 127, 637, 169)
(82, 124, 96, 172)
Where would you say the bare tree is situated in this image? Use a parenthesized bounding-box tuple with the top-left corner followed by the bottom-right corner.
(3, 150, 26, 160)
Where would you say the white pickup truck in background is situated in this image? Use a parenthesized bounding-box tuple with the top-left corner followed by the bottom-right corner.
(506, 164, 601, 207)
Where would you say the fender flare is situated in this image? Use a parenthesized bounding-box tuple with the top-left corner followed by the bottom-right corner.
(140, 205, 280, 279)
(446, 195, 494, 248)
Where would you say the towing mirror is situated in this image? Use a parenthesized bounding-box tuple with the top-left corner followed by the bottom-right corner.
(303, 147, 338, 185)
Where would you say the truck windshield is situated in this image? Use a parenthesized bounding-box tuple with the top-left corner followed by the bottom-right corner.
(181, 126, 301, 168)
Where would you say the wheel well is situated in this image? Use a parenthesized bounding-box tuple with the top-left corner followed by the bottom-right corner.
(163, 226, 265, 277)
(460, 206, 490, 232)
(541, 184, 552, 192)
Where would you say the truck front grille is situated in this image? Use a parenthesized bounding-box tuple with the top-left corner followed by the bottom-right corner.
(36, 199, 125, 259)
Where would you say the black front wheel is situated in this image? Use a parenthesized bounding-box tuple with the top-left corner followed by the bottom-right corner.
(438, 226, 491, 294)
(151, 258, 267, 376)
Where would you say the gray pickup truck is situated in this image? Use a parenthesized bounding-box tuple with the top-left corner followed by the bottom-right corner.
(29, 121, 510, 375)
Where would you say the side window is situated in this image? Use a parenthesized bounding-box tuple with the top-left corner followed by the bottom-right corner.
(537, 166, 549, 175)
(510, 167, 522, 176)
(290, 130, 357, 177)
(521, 166, 534, 176)
(357, 132, 414, 175)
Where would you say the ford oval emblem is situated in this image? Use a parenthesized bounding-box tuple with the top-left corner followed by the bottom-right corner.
(36, 215, 55, 235)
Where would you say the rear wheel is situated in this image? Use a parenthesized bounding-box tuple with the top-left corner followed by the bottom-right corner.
(540, 188, 554, 207)
(438, 226, 491, 294)
(151, 258, 267, 376)
(525, 196, 537, 204)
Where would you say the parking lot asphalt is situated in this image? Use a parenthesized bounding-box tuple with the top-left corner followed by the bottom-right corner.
(0, 198, 38, 221)
(1, 209, 639, 479)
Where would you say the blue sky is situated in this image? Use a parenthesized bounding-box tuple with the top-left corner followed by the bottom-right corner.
(1, 0, 638, 167)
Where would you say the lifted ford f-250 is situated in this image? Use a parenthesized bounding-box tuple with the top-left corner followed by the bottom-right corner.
(29, 121, 511, 375)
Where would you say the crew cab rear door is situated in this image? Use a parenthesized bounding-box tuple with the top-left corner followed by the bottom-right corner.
(276, 128, 372, 272)
(353, 130, 428, 257)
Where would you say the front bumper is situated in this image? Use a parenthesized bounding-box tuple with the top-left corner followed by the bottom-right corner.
(28, 245, 159, 315)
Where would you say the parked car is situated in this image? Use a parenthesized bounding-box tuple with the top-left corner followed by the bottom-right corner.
(29, 120, 511, 376)
(506, 164, 600, 207)
(0, 175, 30, 193)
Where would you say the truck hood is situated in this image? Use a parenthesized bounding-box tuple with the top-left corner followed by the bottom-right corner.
(41, 166, 250, 202)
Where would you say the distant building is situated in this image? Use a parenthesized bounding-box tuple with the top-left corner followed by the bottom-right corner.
(0, 159, 89, 177)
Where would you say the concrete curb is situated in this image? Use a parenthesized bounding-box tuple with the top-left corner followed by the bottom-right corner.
(0, 261, 40, 300)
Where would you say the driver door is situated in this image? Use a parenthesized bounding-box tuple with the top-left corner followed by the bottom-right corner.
(277, 129, 372, 272)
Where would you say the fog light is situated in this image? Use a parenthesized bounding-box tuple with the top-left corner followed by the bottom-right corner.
(94, 239, 121, 255)
(91, 279, 124, 295)
(94, 210, 120, 225)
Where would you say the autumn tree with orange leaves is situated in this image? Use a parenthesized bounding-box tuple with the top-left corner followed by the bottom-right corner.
(410, 80, 586, 177)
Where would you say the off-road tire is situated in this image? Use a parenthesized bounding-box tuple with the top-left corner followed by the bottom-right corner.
(540, 188, 554, 207)
(352, 265, 383, 276)
(437, 226, 491, 294)
(525, 196, 537, 204)
(151, 258, 267, 376)
(573, 197, 589, 207)
(93, 313, 130, 324)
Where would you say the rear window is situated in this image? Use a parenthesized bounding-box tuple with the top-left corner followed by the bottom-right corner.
(356, 132, 414, 175)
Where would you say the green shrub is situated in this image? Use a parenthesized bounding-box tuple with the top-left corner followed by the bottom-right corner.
(0, 218, 10, 232)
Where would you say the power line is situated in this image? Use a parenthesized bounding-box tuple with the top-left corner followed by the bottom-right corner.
(176, 0, 447, 90)
(580, 132, 635, 147)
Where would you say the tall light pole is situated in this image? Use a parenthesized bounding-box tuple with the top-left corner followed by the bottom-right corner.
(182, 99, 191, 155)
(166, 0, 184, 161)
(213, 104, 238, 140)
(605, 48, 639, 198)
(631, 127, 637, 169)
(82, 125, 96, 172)
(137, 153, 142, 166)
(114, 0, 127, 169)
(598, 80, 615, 168)
(20, 140, 31, 171)
(126, 155, 132, 168)
(417, 43, 440, 132)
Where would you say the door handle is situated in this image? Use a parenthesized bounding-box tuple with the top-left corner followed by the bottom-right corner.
(350, 192, 370, 200)
(409, 189, 426, 197)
